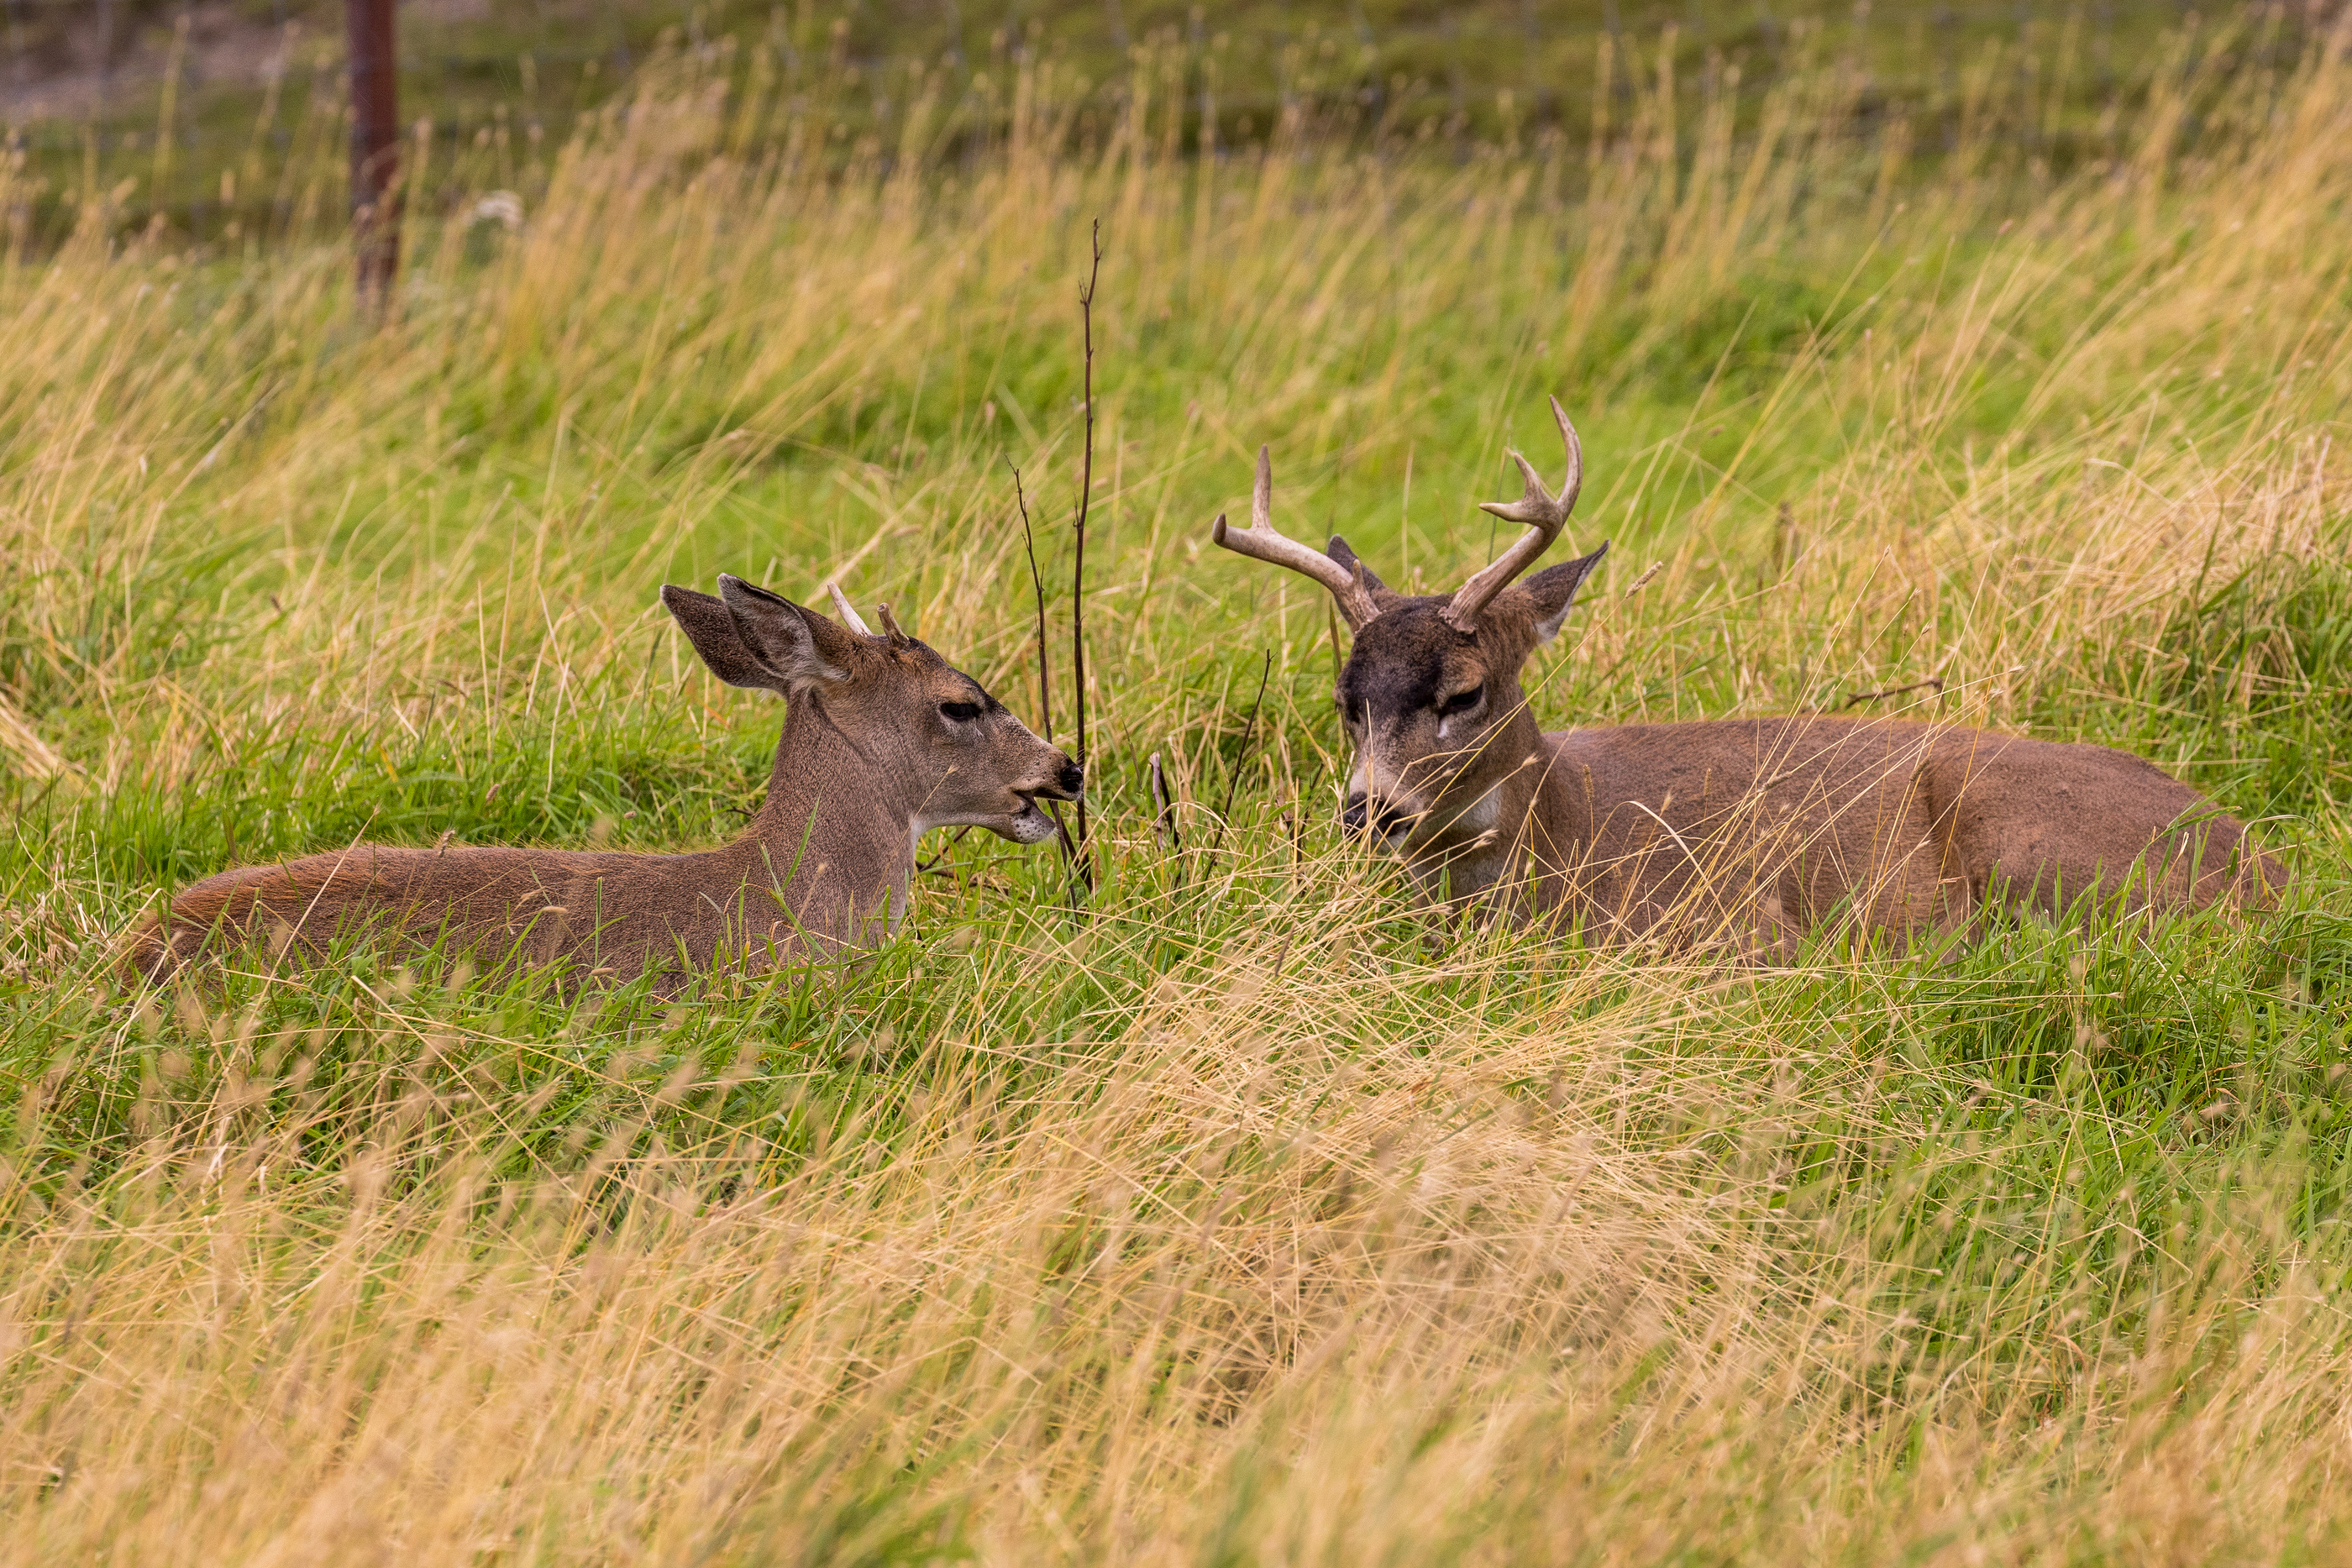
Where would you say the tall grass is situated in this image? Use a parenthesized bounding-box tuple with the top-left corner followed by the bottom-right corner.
(3, 12, 2352, 1561)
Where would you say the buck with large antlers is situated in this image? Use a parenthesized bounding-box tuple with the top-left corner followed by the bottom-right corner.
(128, 577, 1082, 986)
(1213, 398, 2280, 947)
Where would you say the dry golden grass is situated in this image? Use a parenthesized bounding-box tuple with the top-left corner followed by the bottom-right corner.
(7, 941, 2352, 1564)
(3, 13, 2352, 1564)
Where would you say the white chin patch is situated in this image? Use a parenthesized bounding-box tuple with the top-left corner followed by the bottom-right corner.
(998, 803, 1058, 844)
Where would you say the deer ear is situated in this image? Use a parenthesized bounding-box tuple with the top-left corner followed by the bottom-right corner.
(663, 585, 780, 690)
(717, 574, 857, 691)
(1520, 542, 1610, 643)
(1325, 535, 1388, 593)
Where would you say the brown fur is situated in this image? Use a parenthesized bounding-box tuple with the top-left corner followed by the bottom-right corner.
(125, 577, 1079, 988)
(1213, 399, 2279, 946)
(1329, 574, 2280, 947)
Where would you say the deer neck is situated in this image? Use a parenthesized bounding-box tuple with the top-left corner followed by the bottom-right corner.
(733, 693, 920, 939)
(1408, 704, 1552, 904)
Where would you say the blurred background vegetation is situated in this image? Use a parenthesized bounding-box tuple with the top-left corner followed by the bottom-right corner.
(4, 0, 2321, 246)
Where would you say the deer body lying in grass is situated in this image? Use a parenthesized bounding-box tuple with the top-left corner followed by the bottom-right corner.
(129, 577, 1081, 986)
(1214, 400, 2281, 949)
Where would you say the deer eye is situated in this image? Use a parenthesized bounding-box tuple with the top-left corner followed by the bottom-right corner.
(1437, 687, 1483, 716)
(939, 700, 982, 723)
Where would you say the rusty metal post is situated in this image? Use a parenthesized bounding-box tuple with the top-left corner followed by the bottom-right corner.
(345, 0, 400, 309)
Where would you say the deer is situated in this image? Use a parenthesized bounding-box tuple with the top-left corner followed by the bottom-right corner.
(1210, 397, 2281, 951)
(126, 575, 1083, 988)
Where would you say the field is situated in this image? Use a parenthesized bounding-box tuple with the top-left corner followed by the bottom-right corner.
(5, 8, 2352, 1562)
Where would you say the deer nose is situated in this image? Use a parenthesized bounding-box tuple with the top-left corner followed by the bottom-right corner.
(1057, 759, 1084, 797)
(1344, 794, 1411, 839)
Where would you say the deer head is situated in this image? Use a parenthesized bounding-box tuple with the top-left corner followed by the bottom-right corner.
(1210, 397, 1607, 857)
(662, 574, 1080, 844)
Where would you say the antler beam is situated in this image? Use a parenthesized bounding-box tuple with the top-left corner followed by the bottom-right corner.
(1210, 446, 1383, 631)
(1442, 396, 1584, 633)
(825, 583, 874, 637)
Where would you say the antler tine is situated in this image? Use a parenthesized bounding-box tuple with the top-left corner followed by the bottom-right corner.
(1210, 445, 1383, 630)
(1444, 396, 1585, 632)
(825, 582, 874, 637)
(874, 602, 911, 646)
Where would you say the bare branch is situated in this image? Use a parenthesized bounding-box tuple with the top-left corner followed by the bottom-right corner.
(1011, 463, 1053, 742)
(1011, 459, 1082, 879)
(1068, 218, 1103, 899)
(1210, 649, 1273, 861)
(1150, 753, 1180, 851)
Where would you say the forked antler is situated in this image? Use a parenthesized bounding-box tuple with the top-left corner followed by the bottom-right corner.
(1210, 446, 1383, 630)
(1442, 396, 1585, 633)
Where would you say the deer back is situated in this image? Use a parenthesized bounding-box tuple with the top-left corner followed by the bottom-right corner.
(128, 577, 1080, 987)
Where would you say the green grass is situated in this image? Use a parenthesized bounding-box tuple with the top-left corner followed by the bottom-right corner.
(3, 10, 2352, 1562)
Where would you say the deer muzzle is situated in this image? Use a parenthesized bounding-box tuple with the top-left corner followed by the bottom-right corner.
(1000, 758, 1084, 844)
(1021, 758, 1083, 806)
(1342, 793, 1416, 843)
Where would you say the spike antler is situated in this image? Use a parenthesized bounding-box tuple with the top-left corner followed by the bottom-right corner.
(1442, 396, 1585, 633)
(825, 583, 874, 637)
(1210, 446, 1383, 631)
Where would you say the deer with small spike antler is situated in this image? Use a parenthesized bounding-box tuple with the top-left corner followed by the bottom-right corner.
(127, 577, 1082, 987)
(1213, 398, 2281, 948)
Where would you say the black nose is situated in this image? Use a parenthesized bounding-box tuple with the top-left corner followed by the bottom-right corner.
(1343, 794, 1413, 837)
(1058, 760, 1084, 795)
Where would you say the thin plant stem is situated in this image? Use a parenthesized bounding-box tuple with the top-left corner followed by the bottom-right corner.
(1151, 749, 1184, 893)
(1011, 462, 1053, 743)
(1068, 217, 1104, 899)
(1209, 649, 1273, 864)
(1150, 752, 1179, 851)
(1011, 460, 1082, 878)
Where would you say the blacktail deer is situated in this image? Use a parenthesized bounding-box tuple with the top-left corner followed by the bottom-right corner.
(1212, 398, 2281, 948)
(128, 576, 1082, 986)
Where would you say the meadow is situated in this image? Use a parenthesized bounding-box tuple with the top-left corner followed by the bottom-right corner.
(4, 9, 2352, 1561)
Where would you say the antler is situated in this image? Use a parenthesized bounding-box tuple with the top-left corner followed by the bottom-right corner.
(825, 583, 874, 636)
(1210, 446, 1383, 630)
(1442, 396, 1585, 633)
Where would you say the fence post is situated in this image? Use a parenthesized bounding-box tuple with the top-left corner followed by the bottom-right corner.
(345, 0, 399, 310)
